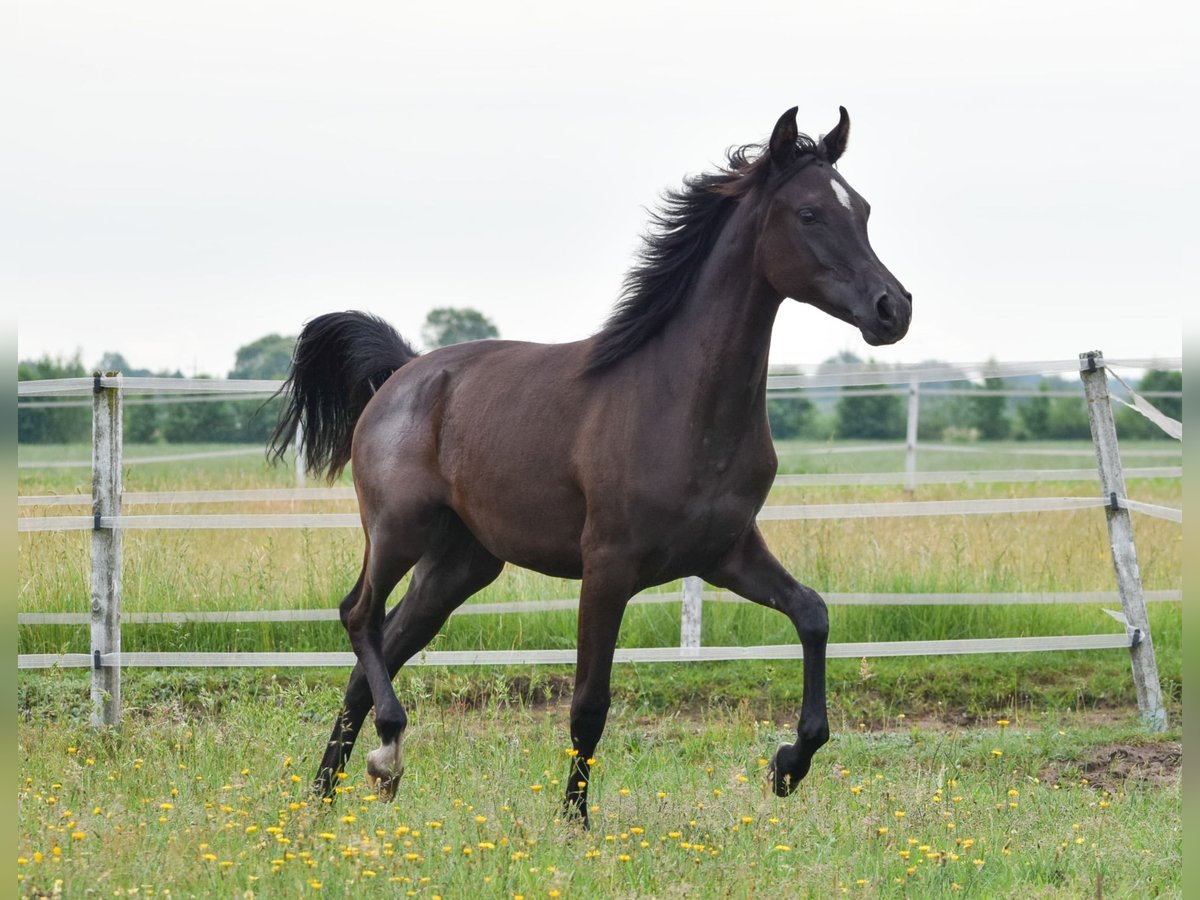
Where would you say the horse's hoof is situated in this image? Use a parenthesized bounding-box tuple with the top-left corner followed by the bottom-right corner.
(767, 743, 804, 798)
(366, 741, 404, 802)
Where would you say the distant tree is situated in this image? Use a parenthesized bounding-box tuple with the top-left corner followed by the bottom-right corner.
(420, 307, 499, 349)
(835, 385, 905, 440)
(17, 353, 90, 444)
(916, 393, 972, 441)
(1044, 395, 1092, 439)
(767, 396, 824, 440)
(1014, 380, 1052, 440)
(163, 376, 241, 442)
(229, 334, 296, 380)
(968, 375, 1011, 440)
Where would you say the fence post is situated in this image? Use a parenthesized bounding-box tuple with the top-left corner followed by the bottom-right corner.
(90, 372, 123, 728)
(294, 421, 306, 487)
(1079, 351, 1167, 732)
(680, 576, 703, 655)
(904, 377, 920, 496)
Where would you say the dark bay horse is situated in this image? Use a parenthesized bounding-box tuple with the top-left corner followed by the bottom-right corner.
(269, 106, 911, 824)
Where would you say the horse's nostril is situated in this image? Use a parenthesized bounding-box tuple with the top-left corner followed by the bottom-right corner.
(875, 294, 894, 322)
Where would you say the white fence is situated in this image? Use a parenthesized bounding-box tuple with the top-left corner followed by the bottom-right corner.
(16, 354, 1182, 730)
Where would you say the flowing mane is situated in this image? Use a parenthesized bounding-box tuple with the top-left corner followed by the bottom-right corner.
(585, 132, 822, 374)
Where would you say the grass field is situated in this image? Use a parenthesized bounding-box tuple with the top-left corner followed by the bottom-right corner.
(17, 438, 1184, 896)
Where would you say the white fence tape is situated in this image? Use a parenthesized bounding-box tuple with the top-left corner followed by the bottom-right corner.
(775, 443, 907, 455)
(758, 496, 1108, 521)
(16, 632, 1134, 670)
(22, 494, 1183, 532)
(16, 358, 1181, 401)
(773, 467, 1181, 487)
(1118, 498, 1183, 523)
(765, 357, 1180, 390)
(917, 443, 1181, 459)
(19, 495, 1136, 533)
(18, 589, 1181, 626)
(19, 468, 1181, 509)
(19, 447, 267, 469)
(1106, 368, 1183, 441)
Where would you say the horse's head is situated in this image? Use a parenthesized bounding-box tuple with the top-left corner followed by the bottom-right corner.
(754, 107, 911, 346)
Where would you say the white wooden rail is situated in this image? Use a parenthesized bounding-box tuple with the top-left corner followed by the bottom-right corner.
(16, 356, 1182, 730)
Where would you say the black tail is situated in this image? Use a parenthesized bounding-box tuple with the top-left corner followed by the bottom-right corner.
(268, 311, 418, 481)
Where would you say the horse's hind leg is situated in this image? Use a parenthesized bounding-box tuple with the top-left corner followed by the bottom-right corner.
(703, 526, 830, 797)
(315, 513, 503, 799)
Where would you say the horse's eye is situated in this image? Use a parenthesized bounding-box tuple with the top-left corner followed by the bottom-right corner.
(798, 209, 817, 224)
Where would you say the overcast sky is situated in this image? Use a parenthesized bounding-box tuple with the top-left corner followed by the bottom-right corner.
(5, 1, 1191, 377)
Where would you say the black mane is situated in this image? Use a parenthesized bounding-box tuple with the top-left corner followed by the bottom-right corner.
(585, 133, 821, 374)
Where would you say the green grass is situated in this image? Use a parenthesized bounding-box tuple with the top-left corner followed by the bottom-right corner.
(16, 676, 1182, 897)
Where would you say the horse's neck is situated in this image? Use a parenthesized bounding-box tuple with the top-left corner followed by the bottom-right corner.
(655, 211, 782, 438)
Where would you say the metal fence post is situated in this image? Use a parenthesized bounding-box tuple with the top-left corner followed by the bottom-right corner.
(680, 576, 703, 655)
(904, 377, 920, 496)
(91, 372, 123, 727)
(1079, 351, 1167, 732)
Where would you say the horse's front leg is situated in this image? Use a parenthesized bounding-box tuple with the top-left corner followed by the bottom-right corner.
(565, 556, 634, 828)
(703, 526, 830, 796)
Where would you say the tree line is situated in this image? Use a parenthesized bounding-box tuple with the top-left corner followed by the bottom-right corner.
(17, 308, 502, 445)
(18, 310, 1179, 445)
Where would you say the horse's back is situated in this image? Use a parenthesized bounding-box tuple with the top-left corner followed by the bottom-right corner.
(353, 338, 595, 576)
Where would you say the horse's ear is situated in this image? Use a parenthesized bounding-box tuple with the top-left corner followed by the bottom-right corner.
(819, 106, 851, 164)
(769, 106, 800, 168)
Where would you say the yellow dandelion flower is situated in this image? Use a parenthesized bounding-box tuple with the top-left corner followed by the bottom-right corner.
(997, 719, 1010, 727)
(618, 854, 631, 862)
(991, 749, 1003, 757)
(774, 844, 791, 852)
(877, 827, 888, 836)
(70, 832, 85, 841)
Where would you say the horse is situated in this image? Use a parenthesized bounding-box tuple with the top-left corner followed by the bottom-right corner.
(268, 106, 911, 826)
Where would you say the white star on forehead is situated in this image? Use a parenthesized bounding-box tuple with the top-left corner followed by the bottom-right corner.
(830, 179, 852, 211)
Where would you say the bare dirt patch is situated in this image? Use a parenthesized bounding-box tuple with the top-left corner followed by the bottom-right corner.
(1040, 741, 1181, 792)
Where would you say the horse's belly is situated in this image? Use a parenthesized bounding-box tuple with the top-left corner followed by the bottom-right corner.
(450, 489, 587, 580)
